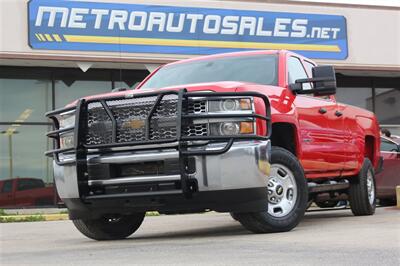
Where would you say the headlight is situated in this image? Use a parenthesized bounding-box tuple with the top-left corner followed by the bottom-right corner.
(203, 97, 256, 136)
(58, 110, 75, 149)
(210, 121, 255, 136)
(208, 98, 252, 112)
(60, 132, 74, 149)
(58, 111, 75, 129)
(219, 122, 240, 135)
(220, 99, 238, 111)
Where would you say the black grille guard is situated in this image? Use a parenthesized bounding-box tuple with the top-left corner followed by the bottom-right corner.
(45, 89, 271, 196)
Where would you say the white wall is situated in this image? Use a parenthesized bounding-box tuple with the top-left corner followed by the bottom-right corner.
(0, 0, 399, 70)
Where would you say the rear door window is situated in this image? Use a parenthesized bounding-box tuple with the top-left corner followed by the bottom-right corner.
(17, 179, 44, 191)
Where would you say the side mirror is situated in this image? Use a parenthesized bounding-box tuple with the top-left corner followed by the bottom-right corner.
(290, 65, 337, 96)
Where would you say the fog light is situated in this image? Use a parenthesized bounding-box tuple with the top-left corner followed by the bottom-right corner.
(219, 122, 240, 135)
(60, 133, 74, 149)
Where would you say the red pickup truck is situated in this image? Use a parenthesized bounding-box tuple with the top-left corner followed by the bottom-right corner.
(46, 50, 381, 240)
(0, 178, 57, 208)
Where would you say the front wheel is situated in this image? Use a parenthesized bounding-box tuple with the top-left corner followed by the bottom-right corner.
(73, 213, 145, 240)
(235, 147, 308, 233)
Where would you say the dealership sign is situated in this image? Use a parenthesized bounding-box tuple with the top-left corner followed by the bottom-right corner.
(28, 0, 348, 59)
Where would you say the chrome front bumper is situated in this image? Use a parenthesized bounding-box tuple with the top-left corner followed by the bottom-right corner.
(54, 140, 271, 200)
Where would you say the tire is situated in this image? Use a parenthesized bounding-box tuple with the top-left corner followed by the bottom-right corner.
(230, 212, 239, 221)
(315, 200, 339, 208)
(234, 147, 308, 233)
(349, 158, 376, 216)
(72, 213, 145, 240)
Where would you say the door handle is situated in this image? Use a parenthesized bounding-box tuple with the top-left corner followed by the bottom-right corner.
(319, 108, 327, 114)
(335, 111, 343, 117)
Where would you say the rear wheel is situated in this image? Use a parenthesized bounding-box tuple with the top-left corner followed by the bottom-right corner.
(234, 147, 308, 233)
(349, 158, 376, 216)
(73, 213, 145, 240)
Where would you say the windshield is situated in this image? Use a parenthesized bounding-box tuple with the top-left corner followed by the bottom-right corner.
(140, 54, 278, 89)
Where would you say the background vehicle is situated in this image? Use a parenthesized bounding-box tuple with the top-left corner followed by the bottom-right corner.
(46, 50, 381, 240)
(0, 178, 57, 208)
(376, 136, 400, 205)
(390, 135, 400, 143)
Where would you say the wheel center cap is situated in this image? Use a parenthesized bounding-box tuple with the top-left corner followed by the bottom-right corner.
(276, 185, 284, 196)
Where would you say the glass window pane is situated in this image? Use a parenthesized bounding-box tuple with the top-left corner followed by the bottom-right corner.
(288, 57, 311, 90)
(55, 80, 112, 108)
(113, 69, 149, 90)
(17, 179, 44, 191)
(0, 125, 56, 207)
(0, 125, 53, 183)
(375, 88, 400, 124)
(336, 87, 373, 111)
(140, 55, 278, 90)
(0, 79, 52, 122)
(380, 138, 398, 152)
(381, 126, 400, 137)
(114, 81, 140, 90)
(1, 180, 12, 193)
(303, 61, 315, 76)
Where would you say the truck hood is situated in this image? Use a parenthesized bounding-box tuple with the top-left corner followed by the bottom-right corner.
(66, 81, 275, 107)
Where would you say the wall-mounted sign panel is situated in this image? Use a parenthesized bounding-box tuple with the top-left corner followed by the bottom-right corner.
(28, 0, 348, 59)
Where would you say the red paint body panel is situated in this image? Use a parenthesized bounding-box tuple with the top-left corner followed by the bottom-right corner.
(376, 138, 400, 200)
(72, 50, 381, 181)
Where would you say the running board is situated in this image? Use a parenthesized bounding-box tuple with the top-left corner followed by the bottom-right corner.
(308, 181, 350, 193)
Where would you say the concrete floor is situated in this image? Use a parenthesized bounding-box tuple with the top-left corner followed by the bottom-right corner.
(1, 207, 399, 266)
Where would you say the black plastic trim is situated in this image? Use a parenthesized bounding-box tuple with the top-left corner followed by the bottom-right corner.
(45, 89, 271, 197)
(63, 187, 269, 219)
